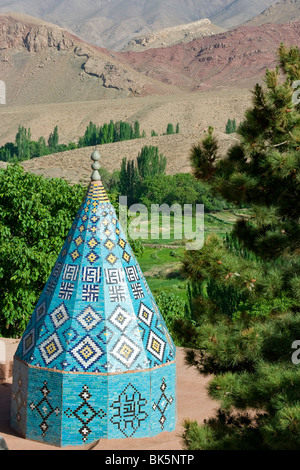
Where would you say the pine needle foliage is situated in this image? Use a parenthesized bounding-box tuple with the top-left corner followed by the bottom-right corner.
(183, 45, 300, 450)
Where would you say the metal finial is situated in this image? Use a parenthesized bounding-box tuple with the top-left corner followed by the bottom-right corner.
(91, 150, 101, 181)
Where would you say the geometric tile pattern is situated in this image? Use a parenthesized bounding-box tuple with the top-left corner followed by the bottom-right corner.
(28, 381, 61, 438)
(11, 157, 176, 447)
(64, 385, 107, 443)
(110, 383, 148, 438)
(152, 378, 174, 430)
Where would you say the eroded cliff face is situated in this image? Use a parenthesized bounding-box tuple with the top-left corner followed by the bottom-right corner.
(0, 15, 76, 51)
(0, 14, 150, 96)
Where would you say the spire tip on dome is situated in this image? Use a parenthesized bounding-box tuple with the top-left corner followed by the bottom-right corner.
(91, 149, 101, 182)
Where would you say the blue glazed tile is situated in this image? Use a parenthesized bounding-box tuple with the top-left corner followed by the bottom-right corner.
(11, 175, 177, 445)
(10, 359, 29, 437)
(150, 362, 177, 437)
(61, 373, 108, 446)
(26, 368, 63, 447)
(108, 371, 151, 439)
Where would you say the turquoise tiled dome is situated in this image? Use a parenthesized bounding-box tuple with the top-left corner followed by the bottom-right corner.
(10, 151, 177, 447)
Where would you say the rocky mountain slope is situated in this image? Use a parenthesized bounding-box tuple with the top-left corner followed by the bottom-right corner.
(1, 13, 300, 107)
(245, 0, 300, 26)
(211, 0, 278, 29)
(0, 13, 177, 106)
(123, 19, 225, 52)
(0, 0, 279, 50)
(118, 22, 300, 91)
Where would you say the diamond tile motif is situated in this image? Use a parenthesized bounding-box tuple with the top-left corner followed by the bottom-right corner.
(118, 238, 126, 250)
(104, 239, 115, 251)
(87, 237, 99, 250)
(138, 302, 154, 327)
(122, 252, 131, 264)
(74, 235, 84, 247)
(70, 336, 104, 371)
(77, 306, 102, 331)
(70, 249, 81, 262)
(29, 380, 60, 438)
(64, 385, 107, 443)
(86, 252, 100, 265)
(23, 328, 35, 356)
(106, 253, 118, 266)
(36, 300, 46, 322)
(50, 303, 69, 329)
(11, 159, 176, 447)
(108, 305, 132, 332)
(39, 333, 64, 365)
(111, 334, 141, 369)
(146, 331, 166, 362)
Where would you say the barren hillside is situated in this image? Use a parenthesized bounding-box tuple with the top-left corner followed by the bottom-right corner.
(0, 0, 279, 50)
(0, 13, 178, 107)
(118, 22, 300, 91)
(0, 88, 250, 184)
(245, 0, 300, 26)
(1, 13, 300, 109)
(123, 19, 225, 51)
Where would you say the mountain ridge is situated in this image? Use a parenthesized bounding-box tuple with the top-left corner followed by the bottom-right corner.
(245, 0, 300, 26)
(1, 13, 300, 106)
(0, 0, 279, 50)
(122, 18, 225, 52)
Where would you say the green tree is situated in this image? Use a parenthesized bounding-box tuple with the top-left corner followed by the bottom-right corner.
(166, 123, 175, 135)
(119, 157, 140, 206)
(119, 146, 167, 206)
(225, 118, 237, 134)
(0, 164, 142, 338)
(15, 126, 31, 160)
(48, 125, 59, 151)
(133, 120, 141, 139)
(181, 45, 300, 450)
(0, 164, 86, 337)
(136, 146, 166, 179)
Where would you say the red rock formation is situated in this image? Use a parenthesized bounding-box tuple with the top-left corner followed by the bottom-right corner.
(117, 22, 300, 89)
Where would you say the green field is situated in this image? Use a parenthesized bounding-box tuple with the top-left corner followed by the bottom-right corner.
(135, 209, 244, 302)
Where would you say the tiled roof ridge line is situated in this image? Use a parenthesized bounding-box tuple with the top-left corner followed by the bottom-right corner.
(13, 355, 176, 376)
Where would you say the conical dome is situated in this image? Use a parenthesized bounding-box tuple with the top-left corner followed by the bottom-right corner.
(10, 151, 177, 447)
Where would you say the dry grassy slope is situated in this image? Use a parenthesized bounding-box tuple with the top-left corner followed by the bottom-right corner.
(6, 88, 252, 185)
